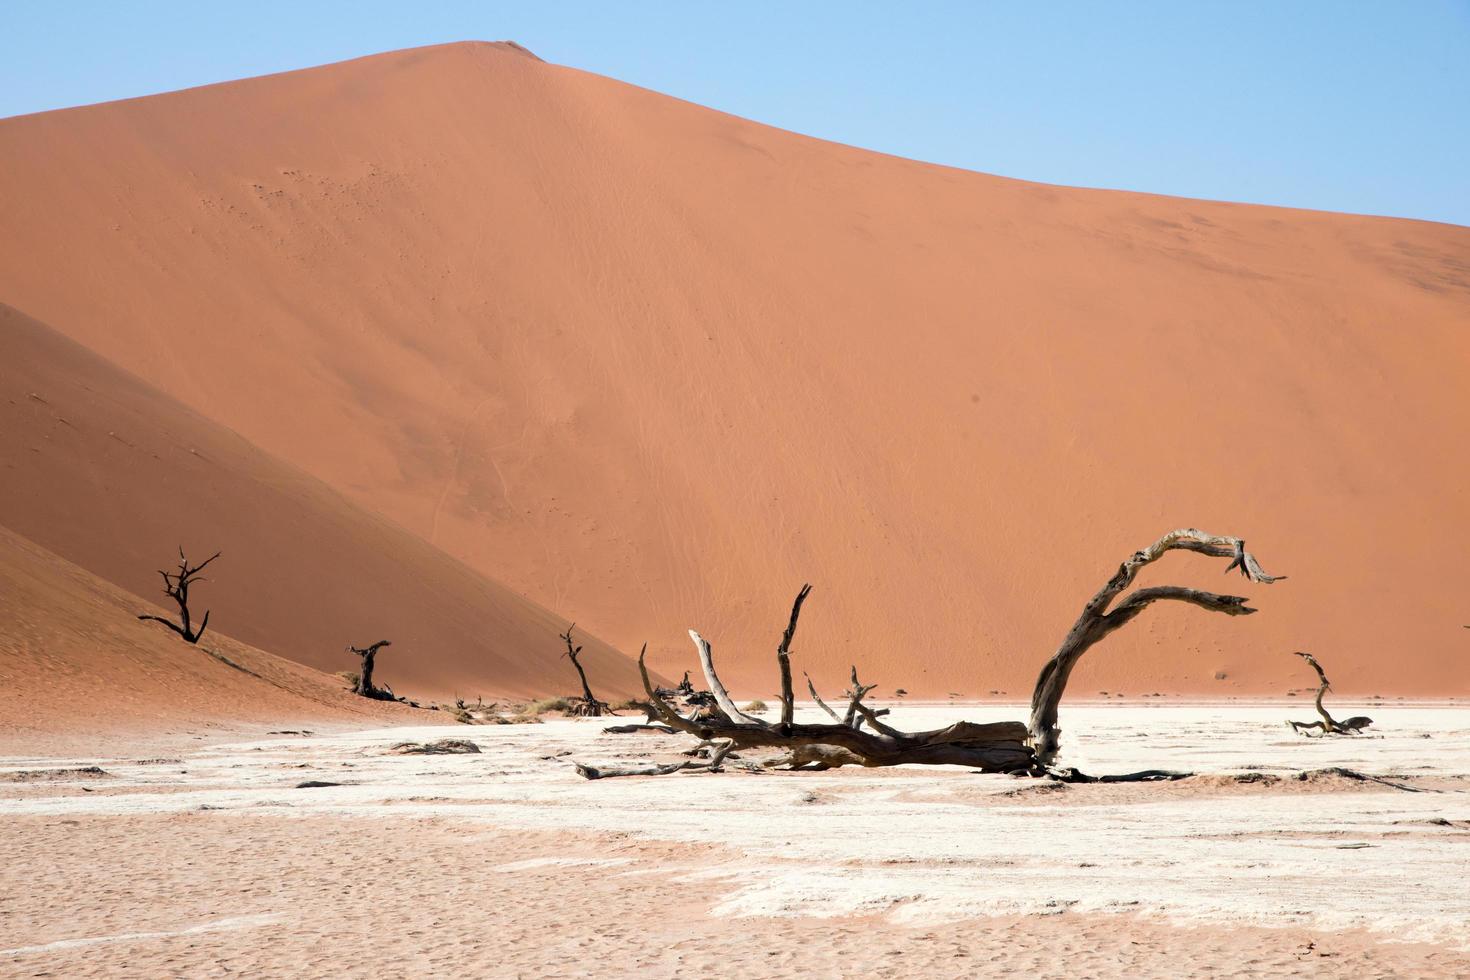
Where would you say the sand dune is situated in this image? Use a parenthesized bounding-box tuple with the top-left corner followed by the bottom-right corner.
(1, 41, 1468, 697)
(0, 303, 650, 704)
(0, 523, 418, 753)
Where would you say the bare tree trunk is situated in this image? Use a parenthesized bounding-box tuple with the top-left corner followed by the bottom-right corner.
(776, 585, 811, 732)
(349, 640, 392, 699)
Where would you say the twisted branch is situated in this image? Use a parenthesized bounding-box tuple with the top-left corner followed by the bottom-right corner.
(1028, 529, 1282, 765)
(1288, 652, 1372, 735)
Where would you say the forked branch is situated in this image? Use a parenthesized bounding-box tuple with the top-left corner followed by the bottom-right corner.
(1028, 529, 1282, 765)
(137, 548, 220, 644)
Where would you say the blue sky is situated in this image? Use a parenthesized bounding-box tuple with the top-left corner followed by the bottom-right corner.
(4, 2, 1467, 226)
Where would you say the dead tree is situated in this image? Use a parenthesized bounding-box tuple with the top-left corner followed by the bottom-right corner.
(348, 640, 393, 699)
(644, 677, 719, 721)
(576, 529, 1282, 779)
(675, 672, 696, 697)
(584, 584, 1034, 775)
(137, 548, 220, 644)
(577, 740, 740, 779)
(1029, 530, 1281, 765)
(561, 625, 614, 717)
(1287, 652, 1372, 735)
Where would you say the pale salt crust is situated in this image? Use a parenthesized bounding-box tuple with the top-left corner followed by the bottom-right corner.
(0, 915, 282, 958)
(3, 704, 1467, 947)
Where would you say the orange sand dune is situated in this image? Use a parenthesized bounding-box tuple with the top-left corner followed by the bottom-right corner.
(0, 303, 649, 703)
(0, 523, 416, 752)
(1, 42, 1468, 697)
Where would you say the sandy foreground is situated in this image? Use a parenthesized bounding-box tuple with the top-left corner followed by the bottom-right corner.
(3, 703, 1469, 978)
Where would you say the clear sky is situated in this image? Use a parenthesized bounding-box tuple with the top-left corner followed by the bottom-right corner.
(4, 2, 1467, 226)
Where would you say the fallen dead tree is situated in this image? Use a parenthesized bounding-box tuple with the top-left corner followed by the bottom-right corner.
(1287, 652, 1373, 735)
(575, 740, 746, 779)
(388, 739, 482, 755)
(578, 528, 1282, 780)
(617, 671, 718, 723)
(601, 723, 678, 735)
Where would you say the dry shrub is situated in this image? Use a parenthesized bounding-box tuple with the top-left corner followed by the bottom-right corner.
(498, 712, 544, 725)
(524, 696, 573, 715)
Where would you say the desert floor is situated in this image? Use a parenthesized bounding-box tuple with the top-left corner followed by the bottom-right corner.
(3, 703, 1469, 978)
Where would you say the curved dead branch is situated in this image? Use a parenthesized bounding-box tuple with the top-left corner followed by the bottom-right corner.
(1288, 652, 1372, 736)
(1028, 529, 1281, 766)
(688, 629, 766, 727)
(805, 672, 842, 722)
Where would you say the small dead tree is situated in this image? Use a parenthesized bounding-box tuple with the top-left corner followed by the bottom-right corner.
(1287, 652, 1372, 735)
(578, 528, 1283, 779)
(348, 640, 393, 699)
(137, 548, 220, 644)
(561, 625, 614, 717)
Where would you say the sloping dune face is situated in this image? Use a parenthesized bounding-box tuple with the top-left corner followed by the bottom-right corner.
(0, 304, 648, 701)
(0, 523, 410, 751)
(1, 41, 1467, 696)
